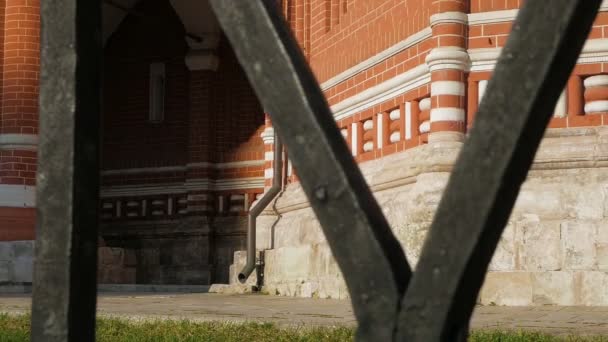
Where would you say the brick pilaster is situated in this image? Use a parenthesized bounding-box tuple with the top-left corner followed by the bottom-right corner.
(0, 0, 40, 241)
(426, 1, 469, 143)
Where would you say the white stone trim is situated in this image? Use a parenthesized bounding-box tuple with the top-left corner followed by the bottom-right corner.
(430, 12, 468, 26)
(321, 28, 432, 91)
(430, 108, 465, 122)
(332, 64, 430, 121)
(187, 160, 265, 170)
(0, 185, 36, 207)
(100, 177, 264, 198)
(431, 81, 465, 96)
(426, 47, 470, 72)
(419, 97, 432, 111)
(0, 134, 38, 151)
(261, 126, 275, 145)
(102, 166, 187, 176)
(470, 39, 608, 72)
(469, 2, 608, 26)
(467, 9, 519, 26)
(101, 161, 265, 176)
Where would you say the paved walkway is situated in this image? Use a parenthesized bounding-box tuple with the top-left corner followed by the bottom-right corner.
(1, 293, 608, 335)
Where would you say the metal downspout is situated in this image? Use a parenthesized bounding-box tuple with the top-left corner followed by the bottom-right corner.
(238, 132, 283, 283)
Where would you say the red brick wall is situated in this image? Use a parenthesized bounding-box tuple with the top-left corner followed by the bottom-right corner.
(303, 0, 433, 83)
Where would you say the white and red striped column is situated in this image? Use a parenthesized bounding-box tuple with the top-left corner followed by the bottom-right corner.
(0, 0, 40, 241)
(261, 114, 276, 189)
(426, 2, 469, 143)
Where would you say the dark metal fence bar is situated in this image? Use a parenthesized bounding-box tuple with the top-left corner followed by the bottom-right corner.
(31, 1, 102, 341)
(396, 2, 601, 340)
(209, 1, 411, 340)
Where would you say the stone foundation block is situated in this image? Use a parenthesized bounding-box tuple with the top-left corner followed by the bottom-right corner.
(480, 272, 533, 306)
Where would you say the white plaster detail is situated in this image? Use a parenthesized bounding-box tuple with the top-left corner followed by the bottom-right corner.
(264, 151, 274, 161)
(431, 81, 465, 96)
(430, 11, 468, 26)
(377, 114, 383, 149)
(332, 64, 430, 121)
(554, 90, 567, 118)
(478, 80, 488, 104)
(585, 75, 608, 88)
(287, 159, 293, 177)
(389, 109, 401, 121)
(185, 51, 219, 71)
(0, 134, 38, 151)
(351, 123, 358, 157)
(405, 102, 412, 140)
(363, 119, 374, 130)
(419, 98, 432, 111)
(390, 132, 401, 143)
(425, 47, 470, 72)
(321, 28, 432, 90)
(264, 168, 274, 179)
(419, 121, 431, 134)
(0, 185, 35, 207)
(340, 129, 348, 138)
(363, 141, 374, 152)
(585, 101, 608, 114)
(430, 108, 466, 122)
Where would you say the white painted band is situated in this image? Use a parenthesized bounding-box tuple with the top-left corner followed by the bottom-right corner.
(478, 80, 488, 104)
(431, 81, 465, 96)
(430, 108, 466, 122)
(264, 151, 274, 161)
(0, 134, 38, 151)
(0, 185, 36, 207)
(585, 100, 608, 114)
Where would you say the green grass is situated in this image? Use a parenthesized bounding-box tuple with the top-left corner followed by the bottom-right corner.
(0, 313, 606, 341)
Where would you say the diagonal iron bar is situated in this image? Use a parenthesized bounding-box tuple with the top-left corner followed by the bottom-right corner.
(396, 1, 601, 340)
(209, 1, 411, 340)
(31, 1, 102, 341)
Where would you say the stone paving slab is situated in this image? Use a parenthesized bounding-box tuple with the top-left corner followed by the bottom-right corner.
(1, 293, 607, 335)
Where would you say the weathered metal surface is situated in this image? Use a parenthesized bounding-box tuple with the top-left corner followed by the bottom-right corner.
(31, 1, 102, 341)
(208, 1, 411, 340)
(210, 0, 600, 341)
(396, 1, 601, 340)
